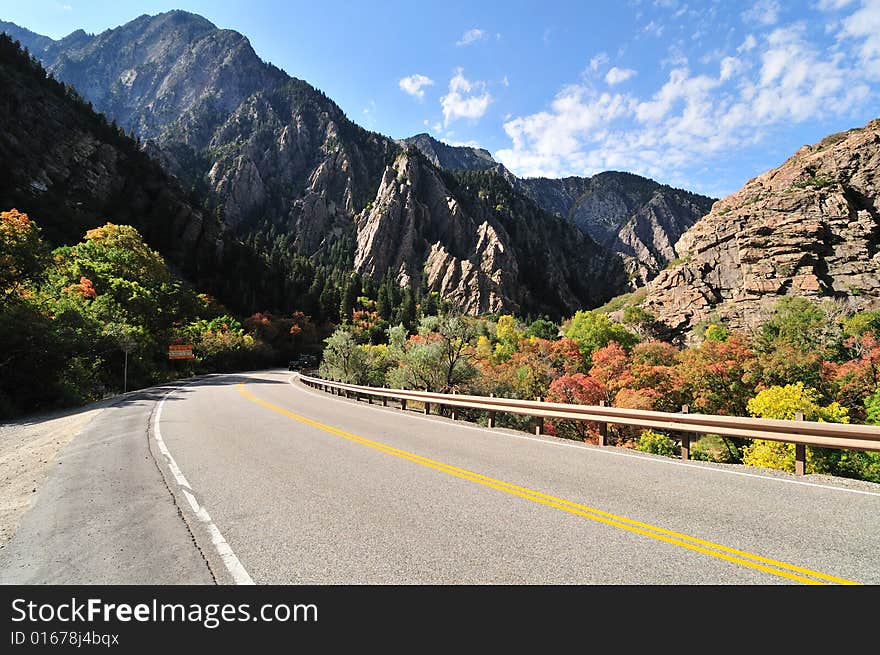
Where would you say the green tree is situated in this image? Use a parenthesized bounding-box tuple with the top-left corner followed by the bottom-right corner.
(524, 317, 559, 341)
(386, 313, 476, 392)
(318, 328, 368, 383)
(563, 310, 638, 362)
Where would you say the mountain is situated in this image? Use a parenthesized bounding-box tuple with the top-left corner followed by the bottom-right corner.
(400, 133, 715, 283)
(641, 117, 880, 339)
(0, 32, 291, 315)
(2, 12, 636, 317)
(399, 133, 496, 172)
(354, 151, 625, 316)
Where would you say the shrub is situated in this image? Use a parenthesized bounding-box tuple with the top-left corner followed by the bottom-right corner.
(635, 430, 678, 457)
(743, 382, 849, 475)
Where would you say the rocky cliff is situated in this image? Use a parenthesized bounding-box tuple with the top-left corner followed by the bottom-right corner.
(515, 172, 715, 285)
(354, 152, 626, 317)
(401, 134, 714, 282)
(399, 133, 496, 172)
(642, 118, 880, 339)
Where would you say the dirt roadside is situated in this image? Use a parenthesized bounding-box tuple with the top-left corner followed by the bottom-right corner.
(0, 405, 105, 547)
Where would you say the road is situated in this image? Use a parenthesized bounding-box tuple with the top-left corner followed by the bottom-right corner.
(3, 369, 879, 584)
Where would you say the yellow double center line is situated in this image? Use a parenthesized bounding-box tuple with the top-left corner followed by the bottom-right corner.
(238, 383, 859, 585)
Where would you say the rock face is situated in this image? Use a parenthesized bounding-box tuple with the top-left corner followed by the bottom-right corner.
(514, 172, 715, 285)
(355, 152, 627, 317)
(7, 11, 395, 255)
(401, 134, 714, 283)
(399, 133, 496, 172)
(643, 118, 880, 339)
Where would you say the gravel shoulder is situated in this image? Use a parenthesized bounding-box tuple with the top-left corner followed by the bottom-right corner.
(0, 404, 105, 547)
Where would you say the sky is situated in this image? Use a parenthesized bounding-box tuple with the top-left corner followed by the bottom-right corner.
(1, 0, 879, 198)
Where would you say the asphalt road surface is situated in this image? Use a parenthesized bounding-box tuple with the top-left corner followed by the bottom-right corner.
(3, 369, 879, 585)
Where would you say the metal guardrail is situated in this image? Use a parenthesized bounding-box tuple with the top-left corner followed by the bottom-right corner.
(298, 373, 880, 475)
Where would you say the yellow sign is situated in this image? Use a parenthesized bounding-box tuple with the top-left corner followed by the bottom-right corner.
(168, 344, 194, 360)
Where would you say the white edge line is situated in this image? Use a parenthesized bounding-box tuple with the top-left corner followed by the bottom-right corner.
(153, 381, 255, 585)
(290, 375, 880, 499)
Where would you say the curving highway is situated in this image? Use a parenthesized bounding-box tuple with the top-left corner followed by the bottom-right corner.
(3, 369, 879, 585)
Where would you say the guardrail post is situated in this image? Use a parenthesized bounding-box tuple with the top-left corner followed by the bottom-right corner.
(450, 391, 458, 421)
(400, 398, 407, 412)
(597, 400, 608, 446)
(795, 412, 806, 475)
(680, 404, 691, 460)
(534, 397, 544, 435)
(367, 393, 373, 404)
(382, 395, 387, 407)
(488, 393, 496, 428)
(424, 388, 431, 415)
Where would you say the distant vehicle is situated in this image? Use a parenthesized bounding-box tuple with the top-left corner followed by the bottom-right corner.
(288, 354, 317, 371)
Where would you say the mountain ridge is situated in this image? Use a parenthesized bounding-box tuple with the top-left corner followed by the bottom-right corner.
(642, 117, 880, 339)
(2, 13, 709, 315)
(398, 132, 715, 282)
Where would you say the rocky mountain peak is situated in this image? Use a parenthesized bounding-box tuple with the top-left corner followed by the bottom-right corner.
(642, 117, 880, 340)
(400, 133, 497, 172)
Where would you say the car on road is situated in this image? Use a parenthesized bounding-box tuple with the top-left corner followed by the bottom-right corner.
(288, 354, 317, 371)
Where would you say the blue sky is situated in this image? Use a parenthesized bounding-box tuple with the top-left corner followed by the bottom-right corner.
(2, 0, 879, 197)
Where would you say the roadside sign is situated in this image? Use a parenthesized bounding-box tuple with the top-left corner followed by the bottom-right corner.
(168, 344, 194, 360)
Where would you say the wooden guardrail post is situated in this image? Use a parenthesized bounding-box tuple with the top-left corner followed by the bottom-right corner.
(680, 405, 691, 460)
(382, 395, 387, 407)
(488, 393, 496, 428)
(450, 391, 458, 421)
(795, 412, 806, 475)
(424, 388, 431, 415)
(534, 397, 544, 435)
(400, 398, 407, 411)
(597, 400, 608, 446)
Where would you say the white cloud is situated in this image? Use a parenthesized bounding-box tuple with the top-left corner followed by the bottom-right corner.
(742, 0, 782, 26)
(840, 0, 880, 78)
(816, 0, 855, 9)
(643, 20, 665, 36)
(456, 28, 488, 46)
(605, 67, 637, 85)
(361, 100, 376, 126)
(738, 34, 758, 52)
(440, 68, 492, 126)
(496, 23, 870, 187)
(399, 74, 435, 100)
(589, 52, 610, 71)
(441, 138, 483, 148)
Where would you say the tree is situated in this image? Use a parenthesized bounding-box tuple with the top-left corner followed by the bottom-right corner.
(339, 273, 361, 322)
(563, 310, 638, 363)
(0, 209, 46, 303)
(832, 333, 880, 420)
(866, 387, 880, 425)
(756, 297, 837, 354)
(318, 328, 368, 383)
(545, 373, 607, 442)
(493, 314, 521, 362)
(743, 382, 851, 476)
(676, 335, 755, 416)
(386, 313, 476, 392)
(525, 317, 559, 341)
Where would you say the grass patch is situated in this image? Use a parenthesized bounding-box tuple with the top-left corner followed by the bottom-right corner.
(594, 286, 648, 314)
